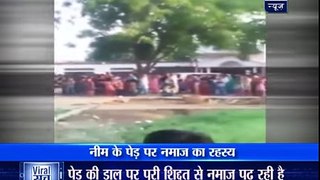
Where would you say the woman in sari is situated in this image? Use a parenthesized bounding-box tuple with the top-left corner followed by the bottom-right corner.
(85, 78, 95, 96)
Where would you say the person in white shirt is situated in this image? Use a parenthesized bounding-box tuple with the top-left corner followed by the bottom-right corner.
(215, 74, 229, 95)
(170, 74, 179, 94)
(139, 74, 149, 95)
(222, 74, 230, 84)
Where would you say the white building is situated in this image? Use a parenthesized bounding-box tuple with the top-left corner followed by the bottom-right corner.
(55, 48, 265, 75)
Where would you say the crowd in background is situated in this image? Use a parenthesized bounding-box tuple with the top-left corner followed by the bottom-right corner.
(54, 72, 266, 97)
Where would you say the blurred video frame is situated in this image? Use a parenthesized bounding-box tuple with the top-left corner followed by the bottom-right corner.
(54, 0, 266, 143)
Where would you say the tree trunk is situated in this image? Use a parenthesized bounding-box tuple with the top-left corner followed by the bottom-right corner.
(135, 60, 157, 77)
(135, 62, 151, 77)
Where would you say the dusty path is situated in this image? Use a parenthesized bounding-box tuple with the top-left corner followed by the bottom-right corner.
(55, 96, 265, 122)
(55, 95, 264, 109)
(54, 96, 267, 142)
(54, 95, 265, 124)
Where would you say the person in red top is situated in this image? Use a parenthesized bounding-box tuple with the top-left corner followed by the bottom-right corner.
(251, 75, 260, 96)
(113, 77, 124, 96)
(85, 77, 95, 96)
(256, 77, 266, 97)
(149, 74, 160, 94)
(184, 76, 194, 94)
(199, 77, 210, 95)
(104, 78, 116, 96)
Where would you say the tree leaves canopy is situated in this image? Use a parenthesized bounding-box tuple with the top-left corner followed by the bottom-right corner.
(77, 0, 264, 70)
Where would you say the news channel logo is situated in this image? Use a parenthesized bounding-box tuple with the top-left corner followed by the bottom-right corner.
(20, 162, 64, 180)
(265, 0, 288, 13)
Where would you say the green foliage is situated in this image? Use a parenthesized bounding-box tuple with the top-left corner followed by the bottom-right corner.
(55, 109, 266, 143)
(89, 35, 135, 61)
(236, 15, 266, 60)
(120, 109, 266, 143)
(76, 0, 265, 71)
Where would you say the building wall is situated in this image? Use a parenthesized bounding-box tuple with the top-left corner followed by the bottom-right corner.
(55, 61, 264, 75)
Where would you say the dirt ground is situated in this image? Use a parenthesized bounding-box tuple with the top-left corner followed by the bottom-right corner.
(55, 95, 265, 128)
(55, 95, 265, 108)
(58, 109, 216, 125)
(55, 96, 265, 142)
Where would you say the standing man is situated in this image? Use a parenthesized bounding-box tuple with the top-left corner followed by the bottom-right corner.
(85, 77, 95, 96)
(139, 74, 149, 95)
(215, 74, 229, 96)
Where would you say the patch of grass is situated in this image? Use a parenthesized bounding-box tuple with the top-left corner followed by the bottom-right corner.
(119, 109, 266, 143)
(55, 120, 127, 143)
(55, 109, 265, 143)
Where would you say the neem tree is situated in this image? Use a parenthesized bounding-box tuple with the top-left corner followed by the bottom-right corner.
(61, 0, 265, 74)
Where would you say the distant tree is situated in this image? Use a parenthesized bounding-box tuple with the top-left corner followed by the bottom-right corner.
(61, 0, 265, 74)
(236, 15, 265, 60)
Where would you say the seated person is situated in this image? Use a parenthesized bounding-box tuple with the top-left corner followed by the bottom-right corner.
(161, 78, 175, 96)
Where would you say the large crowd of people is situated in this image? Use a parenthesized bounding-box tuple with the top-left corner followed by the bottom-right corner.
(54, 72, 266, 97)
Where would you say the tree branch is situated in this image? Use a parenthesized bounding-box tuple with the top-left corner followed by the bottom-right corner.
(148, 46, 178, 70)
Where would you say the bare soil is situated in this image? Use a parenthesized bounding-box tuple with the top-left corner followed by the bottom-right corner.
(55, 95, 264, 127)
